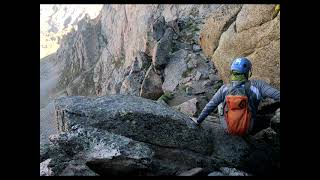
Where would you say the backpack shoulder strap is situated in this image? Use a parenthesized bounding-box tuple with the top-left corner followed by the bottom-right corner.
(244, 80, 251, 95)
(244, 80, 253, 111)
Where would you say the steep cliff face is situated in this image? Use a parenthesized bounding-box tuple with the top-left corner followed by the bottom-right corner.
(92, 4, 229, 97)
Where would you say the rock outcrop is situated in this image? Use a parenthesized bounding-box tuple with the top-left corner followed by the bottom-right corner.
(152, 16, 166, 41)
(173, 98, 198, 117)
(139, 65, 164, 100)
(162, 49, 189, 92)
(120, 52, 151, 96)
(152, 27, 174, 70)
(54, 95, 213, 155)
(200, 4, 280, 89)
(40, 95, 280, 176)
(199, 5, 242, 57)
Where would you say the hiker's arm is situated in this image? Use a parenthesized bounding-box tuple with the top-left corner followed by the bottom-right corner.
(196, 85, 225, 124)
(258, 80, 280, 101)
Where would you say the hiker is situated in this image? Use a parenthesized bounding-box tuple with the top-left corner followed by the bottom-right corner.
(191, 57, 280, 135)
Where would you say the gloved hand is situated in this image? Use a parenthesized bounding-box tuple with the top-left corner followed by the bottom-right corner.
(189, 117, 200, 126)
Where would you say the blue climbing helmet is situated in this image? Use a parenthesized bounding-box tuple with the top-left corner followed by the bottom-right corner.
(230, 57, 252, 74)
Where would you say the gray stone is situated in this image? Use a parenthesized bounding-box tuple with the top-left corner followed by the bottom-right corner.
(194, 71, 202, 81)
(66, 68, 96, 96)
(201, 80, 213, 87)
(162, 49, 188, 92)
(242, 127, 280, 176)
(186, 87, 193, 96)
(166, 19, 180, 34)
(54, 95, 214, 155)
(119, 52, 151, 96)
(93, 49, 127, 96)
(208, 167, 250, 176)
(136, 51, 151, 71)
(173, 98, 198, 117)
(40, 143, 51, 163)
(187, 61, 197, 69)
(200, 71, 209, 80)
(200, 116, 251, 166)
(174, 42, 193, 51)
(40, 159, 53, 176)
(220, 167, 250, 176)
(192, 44, 201, 52)
(120, 71, 145, 96)
(189, 81, 206, 95)
(152, 16, 166, 41)
(60, 163, 98, 176)
(47, 126, 154, 176)
(129, 57, 140, 74)
(179, 76, 192, 85)
(152, 28, 174, 70)
(270, 108, 280, 133)
(46, 113, 225, 176)
(140, 65, 164, 100)
(178, 167, 203, 176)
(208, 171, 224, 176)
(209, 74, 221, 82)
(40, 102, 59, 145)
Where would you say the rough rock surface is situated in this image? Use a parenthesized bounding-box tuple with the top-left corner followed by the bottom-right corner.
(200, 116, 251, 166)
(54, 95, 214, 155)
(173, 98, 198, 117)
(152, 28, 174, 70)
(40, 159, 53, 176)
(120, 52, 151, 96)
(201, 4, 280, 89)
(270, 108, 280, 133)
(140, 65, 164, 100)
(47, 126, 153, 176)
(40, 102, 59, 145)
(162, 49, 189, 92)
(151, 16, 166, 41)
(178, 167, 203, 176)
(44, 120, 222, 176)
(208, 167, 251, 176)
(199, 5, 242, 57)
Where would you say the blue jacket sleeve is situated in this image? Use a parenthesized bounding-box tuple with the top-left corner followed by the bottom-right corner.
(257, 80, 280, 101)
(196, 85, 226, 124)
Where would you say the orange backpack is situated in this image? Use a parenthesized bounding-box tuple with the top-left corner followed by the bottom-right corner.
(223, 81, 252, 136)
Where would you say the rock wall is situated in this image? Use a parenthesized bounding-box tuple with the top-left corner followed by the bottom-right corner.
(200, 4, 280, 89)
